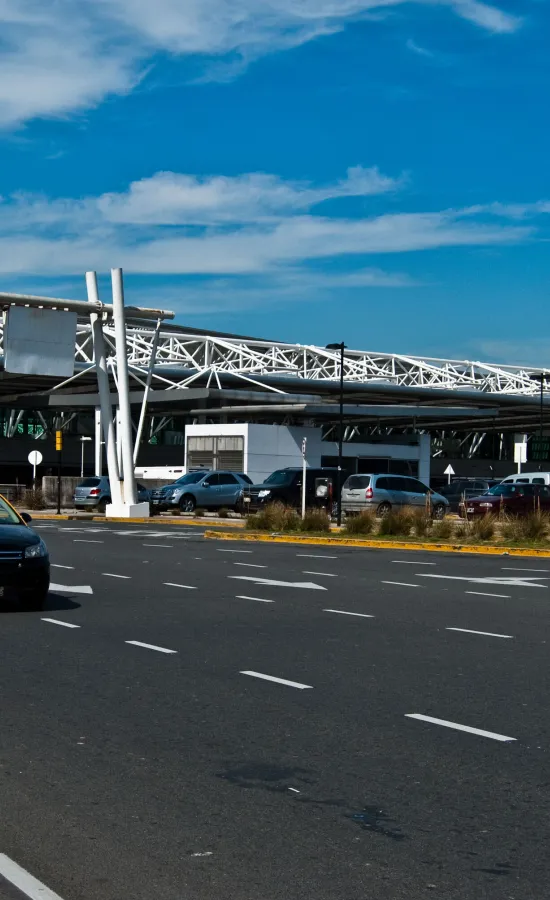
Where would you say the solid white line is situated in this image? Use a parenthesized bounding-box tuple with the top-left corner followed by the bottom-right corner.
(218, 549, 253, 553)
(125, 640, 177, 654)
(234, 563, 267, 568)
(302, 571, 338, 577)
(240, 671, 312, 689)
(382, 581, 420, 588)
(405, 714, 516, 742)
(324, 609, 375, 618)
(446, 627, 513, 639)
(74, 539, 103, 543)
(102, 573, 131, 579)
(296, 554, 337, 559)
(236, 595, 274, 603)
(51, 564, 74, 569)
(143, 543, 173, 548)
(0, 853, 66, 900)
(392, 560, 436, 566)
(465, 591, 511, 598)
(502, 567, 549, 572)
(163, 582, 197, 590)
(42, 618, 81, 629)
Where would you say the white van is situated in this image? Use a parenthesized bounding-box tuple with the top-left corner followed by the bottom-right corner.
(501, 472, 550, 486)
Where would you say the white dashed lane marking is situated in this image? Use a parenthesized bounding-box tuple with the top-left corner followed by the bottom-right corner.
(324, 609, 374, 618)
(236, 595, 274, 603)
(164, 582, 197, 590)
(102, 573, 131, 579)
(446, 627, 513, 639)
(125, 641, 177, 655)
(42, 618, 81, 629)
(218, 549, 253, 554)
(466, 591, 510, 599)
(51, 564, 74, 569)
(233, 563, 267, 568)
(382, 581, 420, 588)
(240, 671, 313, 690)
(406, 714, 516, 743)
(302, 571, 338, 577)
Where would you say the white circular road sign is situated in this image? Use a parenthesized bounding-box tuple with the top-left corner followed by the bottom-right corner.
(28, 450, 43, 467)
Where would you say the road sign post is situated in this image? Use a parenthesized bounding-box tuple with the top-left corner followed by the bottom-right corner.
(301, 437, 307, 519)
(27, 450, 43, 485)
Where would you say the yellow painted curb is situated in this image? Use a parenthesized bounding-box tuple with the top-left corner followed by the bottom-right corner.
(28, 513, 245, 527)
(203, 529, 550, 558)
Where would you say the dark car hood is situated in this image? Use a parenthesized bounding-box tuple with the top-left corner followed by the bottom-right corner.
(0, 525, 40, 549)
(466, 494, 500, 503)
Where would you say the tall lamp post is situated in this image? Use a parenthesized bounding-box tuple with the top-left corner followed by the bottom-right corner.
(530, 372, 548, 468)
(326, 342, 347, 526)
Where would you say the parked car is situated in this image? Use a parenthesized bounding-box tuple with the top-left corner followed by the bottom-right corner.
(153, 470, 252, 513)
(341, 473, 449, 519)
(0, 494, 49, 609)
(459, 482, 550, 518)
(242, 467, 340, 512)
(73, 476, 150, 512)
(438, 478, 500, 512)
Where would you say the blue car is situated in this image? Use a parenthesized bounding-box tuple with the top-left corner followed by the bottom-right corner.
(151, 470, 252, 513)
(73, 476, 150, 512)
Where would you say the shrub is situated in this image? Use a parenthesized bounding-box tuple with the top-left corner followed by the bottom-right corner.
(300, 507, 331, 533)
(378, 506, 414, 537)
(246, 502, 300, 532)
(502, 512, 550, 543)
(410, 507, 432, 538)
(431, 518, 454, 541)
(24, 488, 45, 510)
(194, 507, 206, 517)
(218, 507, 229, 519)
(343, 510, 376, 535)
(470, 514, 497, 542)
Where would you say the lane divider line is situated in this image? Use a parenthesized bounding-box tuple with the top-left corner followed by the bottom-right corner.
(302, 571, 338, 577)
(465, 591, 510, 598)
(42, 618, 81, 629)
(502, 567, 549, 572)
(236, 595, 274, 603)
(324, 609, 375, 618)
(382, 581, 420, 588)
(51, 564, 74, 569)
(392, 560, 436, 566)
(217, 549, 253, 554)
(405, 713, 516, 743)
(233, 563, 267, 568)
(125, 640, 177, 654)
(74, 539, 103, 544)
(296, 554, 338, 559)
(446, 627, 513, 639)
(164, 582, 197, 590)
(102, 573, 131, 579)
(0, 853, 66, 900)
(240, 671, 313, 690)
(143, 544, 173, 548)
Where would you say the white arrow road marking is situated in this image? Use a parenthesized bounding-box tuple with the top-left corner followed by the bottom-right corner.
(50, 583, 93, 594)
(229, 576, 327, 591)
(418, 574, 549, 589)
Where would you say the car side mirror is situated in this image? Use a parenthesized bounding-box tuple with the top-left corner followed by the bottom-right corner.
(203, 482, 211, 488)
(20, 512, 32, 523)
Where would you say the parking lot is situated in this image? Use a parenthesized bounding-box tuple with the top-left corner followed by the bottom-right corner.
(1, 519, 550, 899)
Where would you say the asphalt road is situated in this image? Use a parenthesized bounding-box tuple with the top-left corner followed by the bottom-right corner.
(1, 519, 550, 900)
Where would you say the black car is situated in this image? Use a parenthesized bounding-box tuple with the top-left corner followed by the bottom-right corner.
(0, 496, 50, 610)
(243, 467, 340, 511)
(438, 479, 500, 512)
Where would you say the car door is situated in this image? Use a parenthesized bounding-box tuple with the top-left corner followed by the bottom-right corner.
(197, 473, 219, 507)
(386, 476, 409, 508)
(400, 477, 427, 508)
(216, 473, 240, 506)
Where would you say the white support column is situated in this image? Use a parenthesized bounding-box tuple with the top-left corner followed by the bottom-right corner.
(116, 407, 123, 476)
(110, 267, 149, 517)
(133, 319, 161, 466)
(94, 406, 102, 476)
(86, 272, 122, 508)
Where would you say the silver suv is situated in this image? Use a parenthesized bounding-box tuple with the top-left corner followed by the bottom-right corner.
(341, 474, 448, 519)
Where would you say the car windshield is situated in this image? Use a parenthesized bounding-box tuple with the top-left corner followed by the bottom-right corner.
(174, 472, 206, 485)
(0, 495, 25, 525)
(487, 484, 522, 497)
(263, 469, 293, 485)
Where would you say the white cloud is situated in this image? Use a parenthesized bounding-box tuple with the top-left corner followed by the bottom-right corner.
(0, 0, 522, 126)
(406, 38, 434, 57)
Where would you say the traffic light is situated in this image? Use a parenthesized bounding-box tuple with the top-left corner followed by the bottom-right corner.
(55, 430, 63, 451)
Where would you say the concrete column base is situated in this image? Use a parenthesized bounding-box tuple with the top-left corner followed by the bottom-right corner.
(105, 502, 150, 519)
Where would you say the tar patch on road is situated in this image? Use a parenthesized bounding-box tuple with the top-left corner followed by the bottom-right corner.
(348, 805, 407, 841)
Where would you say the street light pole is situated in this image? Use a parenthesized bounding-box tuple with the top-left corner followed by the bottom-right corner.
(326, 341, 347, 527)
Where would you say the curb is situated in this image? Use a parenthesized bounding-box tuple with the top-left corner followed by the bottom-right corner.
(30, 513, 245, 527)
(203, 529, 550, 558)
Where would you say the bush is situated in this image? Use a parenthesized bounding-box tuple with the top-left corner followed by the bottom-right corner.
(470, 514, 497, 542)
(501, 512, 550, 543)
(218, 507, 229, 519)
(24, 488, 45, 510)
(378, 507, 414, 537)
(246, 502, 300, 532)
(300, 507, 331, 533)
(194, 507, 206, 517)
(431, 518, 454, 541)
(410, 507, 432, 538)
(343, 510, 376, 535)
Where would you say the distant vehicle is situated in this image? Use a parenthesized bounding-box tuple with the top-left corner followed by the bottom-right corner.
(341, 473, 449, 519)
(73, 477, 151, 512)
(459, 482, 550, 518)
(152, 470, 252, 513)
(242, 467, 340, 512)
(438, 478, 500, 512)
(500, 472, 550, 486)
(0, 495, 49, 609)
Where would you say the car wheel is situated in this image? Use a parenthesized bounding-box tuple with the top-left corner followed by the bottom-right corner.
(376, 501, 392, 517)
(432, 503, 446, 520)
(180, 494, 196, 513)
(98, 497, 110, 514)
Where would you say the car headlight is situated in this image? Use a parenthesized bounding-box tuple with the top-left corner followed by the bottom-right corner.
(25, 541, 48, 559)
(479, 502, 494, 507)
(258, 490, 271, 498)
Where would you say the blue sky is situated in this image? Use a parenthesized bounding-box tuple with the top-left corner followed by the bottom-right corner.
(0, 0, 548, 364)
